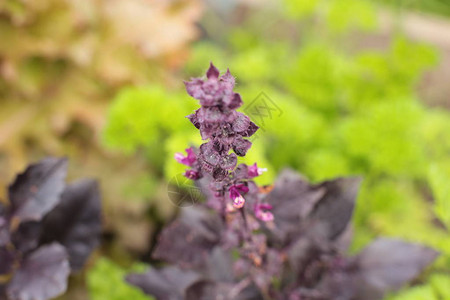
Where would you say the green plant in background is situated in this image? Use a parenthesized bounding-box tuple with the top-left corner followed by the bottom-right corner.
(376, 0, 450, 17)
(102, 0, 449, 298)
(88, 258, 152, 300)
(387, 274, 450, 300)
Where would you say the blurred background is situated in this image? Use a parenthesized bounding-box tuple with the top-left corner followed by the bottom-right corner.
(0, 0, 449, 299)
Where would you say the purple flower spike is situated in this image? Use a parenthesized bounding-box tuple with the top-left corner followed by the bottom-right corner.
(248, 163, 267, 178)
(180, 64, 260, 210)
(254, 203, 274, 222)
(174, 147, 196, 166)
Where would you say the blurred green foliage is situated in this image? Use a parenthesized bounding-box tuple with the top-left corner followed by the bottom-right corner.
(387, 274, 450, 300)
(87, 258, 152, 300)
(376, 0, 450, 17)
(101, 0, 450, 298)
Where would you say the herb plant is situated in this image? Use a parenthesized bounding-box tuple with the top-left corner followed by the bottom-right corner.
(126, 65, 438, 300)
(0, 157, 101, 300)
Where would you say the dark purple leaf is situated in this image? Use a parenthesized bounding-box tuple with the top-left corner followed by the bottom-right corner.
(232, 137, 252, 157)
(152, 207, 222, 268)
(200, 107, 222, 123)
(212, 167, 228, 181)
(40, 179, 101, 271)
(0, 284, 6, 299)
(200, 143, 221, 166)
(0, 210, 9, 247)
(206, 63, 220, 79)
(7, 243, 70, 300)
(11, 221, 41, 254)
(352, 238, 439, 300)
(287, 237, 318, 277)
(185, 281, 232, 300)
(265, 169, 325, 244)
(232, 113, 250, 133)
(187, 111, 200, 129)
(185, 281, 261, 300)
(0, 246, 15, 276)
(221, 153, 237, 170)
(8, 158, 68, 222)
(220, 69, 235, 91)
(126, 266, 201, 300)
(205, 247, 233, 282)
(184, 78, 204, 99)
(240, 121, 259, 137)
(228, 93, 242, 110)
(308, 177, 362, 241)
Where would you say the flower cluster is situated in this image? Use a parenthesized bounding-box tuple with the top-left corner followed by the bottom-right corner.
(175, 63, 270, 220)
(180, 63, 258, 180)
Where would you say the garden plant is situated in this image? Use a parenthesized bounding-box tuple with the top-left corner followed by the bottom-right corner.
(125, 64, 439, 300)
(102, 2, 450, 298)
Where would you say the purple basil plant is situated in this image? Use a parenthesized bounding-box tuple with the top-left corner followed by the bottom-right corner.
(0, 157, 101, 300)
(126, 64, 439, 300)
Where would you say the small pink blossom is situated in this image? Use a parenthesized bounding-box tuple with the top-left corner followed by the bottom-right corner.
(248, 163, 267, 178)
(184, 170, 200, 180)
(254, 203, 274, 222)
(174, 147, 197, 166)
(229, 184, 249, 209)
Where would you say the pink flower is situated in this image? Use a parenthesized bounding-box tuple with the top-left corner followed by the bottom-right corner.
(248, 163, 267, 178)
(184, 170, 200, 180)
(229, 184, 249, 209)
(254, 203, 274, 222)
(174, 147, 197, 166)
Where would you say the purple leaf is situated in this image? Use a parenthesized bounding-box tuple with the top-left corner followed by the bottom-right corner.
(205, 247, 233, 282)
(200, 142, 221, 166)
(185, 281, 261, 300)
(152, 207, 222, 268)
(240, 121, 259, 138)
(266, 169, 325, 244)
(228, 93, 242, 110)
(0, 206, 9, 247)
(185, 281, 231, 300)
(185, 79, 204, 99)
(126, 266, 201, 300)
(40, 179, 102, 271)
(200, 107, 223, 123)
(221, 153, 238, 170)
(232, 113, 250, 133)
(187, 111, 200, 129)
(11, 221, 41, 254)
(7, 243, 70, 300)
(8, 158, 68, 222)
(0, 246, 15, 276)
(353, 238, 440, 300)
(232, 137, 252, 157)
(308, 177, 362, 241)
(206, 63, 220, 79)
(220, 69, 235, 91)
(0, 284, 6, 299)
(287, 237, 318, 276)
